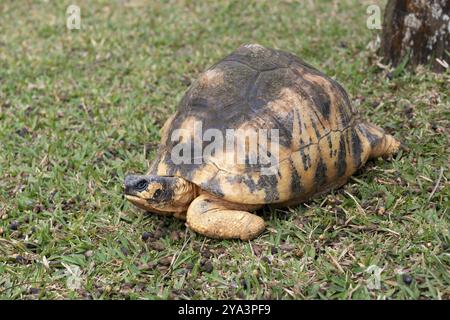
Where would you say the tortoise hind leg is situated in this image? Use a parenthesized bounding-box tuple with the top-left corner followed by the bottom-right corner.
(359, 122, 401, 159)
(186, 194, 265, 240)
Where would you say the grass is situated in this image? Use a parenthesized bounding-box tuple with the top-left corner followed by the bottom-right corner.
(0, 0, 449, 300)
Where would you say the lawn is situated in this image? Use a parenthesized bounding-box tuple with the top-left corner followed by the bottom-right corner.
(0, 0, 448, 299)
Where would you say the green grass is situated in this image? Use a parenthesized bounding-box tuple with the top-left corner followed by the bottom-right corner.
(0, 0, 449, 300)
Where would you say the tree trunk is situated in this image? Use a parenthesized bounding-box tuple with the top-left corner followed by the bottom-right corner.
(380, 0, 450, 72)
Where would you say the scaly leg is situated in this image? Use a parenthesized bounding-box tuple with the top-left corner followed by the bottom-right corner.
(359, 122, 401, 159)
(186, 194, 265, 240)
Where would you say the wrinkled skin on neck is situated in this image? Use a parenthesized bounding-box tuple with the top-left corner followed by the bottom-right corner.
(124, 175, 197, 215)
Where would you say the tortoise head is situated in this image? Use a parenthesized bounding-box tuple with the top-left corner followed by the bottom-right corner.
(124, 174, 195, 215)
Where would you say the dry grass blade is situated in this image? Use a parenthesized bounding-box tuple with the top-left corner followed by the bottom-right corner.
(428, 167, 444, 201)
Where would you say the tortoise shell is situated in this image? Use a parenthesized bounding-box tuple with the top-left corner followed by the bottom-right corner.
(149, 44, 371, 205)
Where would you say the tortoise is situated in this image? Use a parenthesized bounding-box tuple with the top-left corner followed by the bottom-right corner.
(124, 44, 401, 240)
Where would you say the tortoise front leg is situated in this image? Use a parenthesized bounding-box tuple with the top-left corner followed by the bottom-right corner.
(186, 194, 265, 240)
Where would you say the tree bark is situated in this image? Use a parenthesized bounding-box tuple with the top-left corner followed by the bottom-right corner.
(380, 0, 450, 72)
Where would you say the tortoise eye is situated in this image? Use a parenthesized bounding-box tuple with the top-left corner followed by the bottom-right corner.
(153, 188, 163, 199)
(135, 179, 148, 191)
